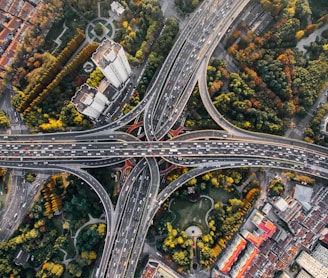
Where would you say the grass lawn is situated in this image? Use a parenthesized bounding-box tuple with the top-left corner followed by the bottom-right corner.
(51, 215, 63, 230)
(94, 18, 108, 25)
(208, 187, 238, 203)
(87, 25, 95, 39)
(52, 249, 65, 261)
(170, 197, 212, 231)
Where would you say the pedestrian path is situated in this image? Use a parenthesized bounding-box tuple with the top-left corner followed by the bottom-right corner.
(296, 24, 327, 53)
(52, 21, 68, 54)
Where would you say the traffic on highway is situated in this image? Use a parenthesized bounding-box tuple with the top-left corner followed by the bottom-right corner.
(0, 0, 327, 277)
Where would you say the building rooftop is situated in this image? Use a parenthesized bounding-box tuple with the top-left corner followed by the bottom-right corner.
(92, 39, 122, 69)
(273, 197, 302, 223)
(111, 1, 125, 16)
(71, 84, 109, 120)
(241, 229, 266, 247)
(18, 1, 34, 19)
(293, 184, 313, 210)
(0, 0, 41, 69)
(218, 234, 247, 274)
(251, 210, 276, 237)
(262, 203, 272, 215)
(295, 269, 312, 278)
(312, 243, 328, 268)
(140, 259, 182, 278)
(296, 251, 328, 278)
(231, 245, 259, 278)
(274, 198, 289, 212)
(14, 249, 30, 266)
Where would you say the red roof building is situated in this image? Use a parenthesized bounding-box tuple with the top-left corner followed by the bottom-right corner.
(241, 210, 277, 248)
(218, 235, 247, 274)
(18, 2, 34, 20)
(0, 56, 10, 70)
(231, 246, 260, 278)
(8, 0, 23, 16)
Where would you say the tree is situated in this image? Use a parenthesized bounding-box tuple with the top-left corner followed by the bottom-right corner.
(172, 250, 189, 266)
(295, 0, 312, 21)
(211, 177, 219, 187)
(188, 177, 197, 186)
(269, 179, 285, 196)
(228, 198, 243, 213)
(25, 172, 36, 183)
(295, 30, 304, 40)
(67, 262, 83, 277)
(94, 23, 104, 36)
(36, 262, 64, 277)
(0, 111, 9, 128)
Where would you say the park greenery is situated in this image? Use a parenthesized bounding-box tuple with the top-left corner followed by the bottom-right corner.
(1, 0, 326, 140)
(94, 23, 104, 36)
(24, 173, 36, 183)
(2, 0, 180, 132)
(2, 0, 93, 132)
(268, 179, 285, 196)
(152, 167, 260, 272)
(285, 171, 316, 185)
(115, 0, 164, 65)
(136, 17, 180, 97)
(183, 85, 222, 130)
(0, 175, 105, 277)
(208, 59, 284, 134)
(175, 0, 201, 15)
(0, 168, 8, 210)
(304, 103, 328, 147)
(218, 0, 328, 135)
(0, 111, 10, 128)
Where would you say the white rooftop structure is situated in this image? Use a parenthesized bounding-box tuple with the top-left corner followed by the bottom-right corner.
(110, 1, 125, 16)
(295, 270, 312, 278)
(293, 184, 313, 211)
(273, 197, 302, 223)
(92, 39, 131, 89)
(71, 84, 109, 120)
(274, 198, 289, 212)
(262, 203, 272, 215)
(279, 271, 292, 278)
(312, 244, 328, 268)
(296, 251, 328, 278)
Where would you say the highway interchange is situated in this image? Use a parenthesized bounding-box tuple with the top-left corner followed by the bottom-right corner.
(0, 0, 327, 277)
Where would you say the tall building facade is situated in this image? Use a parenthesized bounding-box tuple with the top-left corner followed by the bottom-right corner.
(71, 84, 110, 120)
(92, 39, 131, 89)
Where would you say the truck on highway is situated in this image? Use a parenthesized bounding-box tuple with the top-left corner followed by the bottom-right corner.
(95, 267, 100, 277)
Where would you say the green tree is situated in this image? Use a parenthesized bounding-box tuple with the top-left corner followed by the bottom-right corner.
(269, 179, 285, 196)
(67, 262, 83, 277)
(94, 23, 104, 36)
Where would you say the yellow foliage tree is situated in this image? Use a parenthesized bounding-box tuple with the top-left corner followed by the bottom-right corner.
(89, 251, 97, 260)
(81, 251, 89, 260)
(295, 30, 304, 40)
(176, 236, 184, 245)
(97, 223, 106, 237)
(122, 21, 129, 28)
